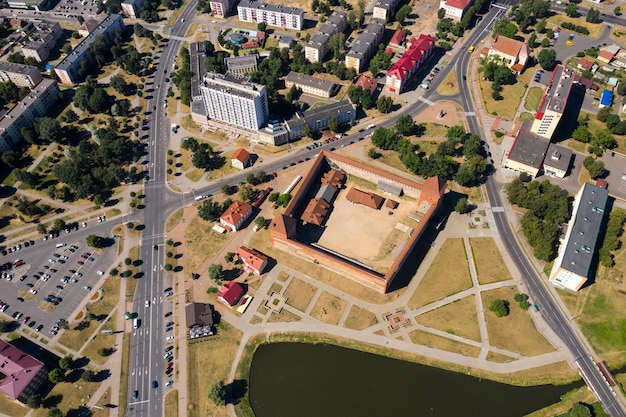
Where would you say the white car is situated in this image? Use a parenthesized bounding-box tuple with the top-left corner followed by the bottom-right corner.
(29, 289, 37, 294)
(145, 300, 150, 308)
(81, 222, 87, 228)
(165, 380, 174, 387)
(166, 336, 174, 341)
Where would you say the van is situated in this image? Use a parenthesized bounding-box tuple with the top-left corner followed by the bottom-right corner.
(56, 243, 65, 248)
(366, 124, 376, 129)
(133, 318, 140, 329)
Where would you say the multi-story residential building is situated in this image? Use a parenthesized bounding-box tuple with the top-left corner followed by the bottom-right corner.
(77, 18, 101, 36)
(220, 200, 253, 231)
(54, 14, 124, 85)
(530, 65, 574, 140)
(385, 33, 435, 93)
(121, 0, 147, 18)
(210, 0, 234, 18)
(438, 0, 473, 20)
(285, 99, 356, 140)
(21, 20, 63, 62)
(549, 183, 608, 291)
(543, 143, 573, 178)
(237, 0, 304, 30)
(345, 19, 386, 74)
(0, 79, 59, 152)
(305, 10, 348, 63)
(0, 340, 48, 403)
(237, 246, 269, 274)
(485, 34, 530, 73)
(0, 61, 42, 88)
(284, 72, 339, 98)
(225, 54, 259, 78)
(200, 72, 269, 131)
(373, 0, 400, 21)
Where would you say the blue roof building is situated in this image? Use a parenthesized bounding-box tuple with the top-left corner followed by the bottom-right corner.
(600, 89, 613, 108)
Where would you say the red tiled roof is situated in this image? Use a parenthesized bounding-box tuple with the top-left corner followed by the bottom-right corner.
(491, 35, 524, 58)
(599, 50, 614, 61)
(301, 198, 330, 225)
(218, 282, 244, 306)
(355, 75, 377, 93)
(237, 246, 268, 273)
(387, 34, 435, 81)
(390, 30, 406, 47)
(321, 169, 345, 188)
(220, 200, 252, 227)
(346, 188, 384, 209)
(578, 58, 594, 71)
(443, 0, 472, 10)
(232, 148, 250, 163)
(0, 340, 45, 401)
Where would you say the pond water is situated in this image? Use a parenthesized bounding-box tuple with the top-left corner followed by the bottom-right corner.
(249, 342, 581, 417)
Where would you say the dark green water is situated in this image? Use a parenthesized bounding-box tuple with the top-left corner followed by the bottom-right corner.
(249, 342, 581, 417)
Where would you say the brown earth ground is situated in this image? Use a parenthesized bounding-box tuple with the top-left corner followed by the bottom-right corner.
(413, 101, 464, 129)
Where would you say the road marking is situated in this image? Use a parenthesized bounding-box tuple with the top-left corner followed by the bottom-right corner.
(491, 206, 505, 212)
(465, 111, 476, 116)
(419, 96, 435, 106)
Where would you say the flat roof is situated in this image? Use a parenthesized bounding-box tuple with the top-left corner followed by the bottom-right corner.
(507, 130, 550, 169)
(346, 19, 385, 59)
(190, 42, 206, 98)
(225, 54, 259, 70)
(56, 14, 123, 71)
(285, 99, 355, 129)
(536, 65, 574, 118)
(0, 61, 40, 76)
(0, 78, 57, 131)
(285, 71, 336, 92)
(544, 143, 573, 172)
(202, 72, 266, 100)
(238, 0, 304, 16)
(561, 183, 608, 278)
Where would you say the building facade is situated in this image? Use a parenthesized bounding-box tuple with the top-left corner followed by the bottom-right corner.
(209, 0, 234, 17)
(304, 10, 348, 63)
(345, 19, 386, 74)
(372, 0, 400, 21)
(543, 143, 573, 178)
(231, 148, 252, 169)
(549, 183, 608, 291)
(54, 14, 124, 85)
(385, 33, 435, 93)
(121, 0, 147, 18)
(0, 61, 43, 88)
(225, 54, 259, 78)
(237, 246, 269, 274)
(220, 200, 253, 231)
(0, 79, 60, 152)
(530, 65, 574, 140)
(486, 35, 529, 73)
(237, 1, 304, 30)
(438, 0, 473, 20)
(200, 72, 269, 131)
(21, 20, 63, 62)
(284, 71, 338, 98)
(285, 100, 356, 140)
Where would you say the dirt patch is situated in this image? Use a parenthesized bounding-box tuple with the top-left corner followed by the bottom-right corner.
(310, 291, 348, 325)
(284, 278, 317, 312)
(413, 101, 464, 128)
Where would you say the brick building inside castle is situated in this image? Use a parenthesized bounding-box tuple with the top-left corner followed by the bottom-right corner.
(270, 151, 446, 293)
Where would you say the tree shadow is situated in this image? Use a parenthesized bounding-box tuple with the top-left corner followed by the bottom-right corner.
(133, 259, 143, 267)
(42, 394, 63, 409)
(66, 405, 92, 417)
(96, 369, 111, 382)
(173, 265, 183, 272)
(72, 356, 90, 369)
(134, 271, 144, 279)
(65, 369, 83, 383)
(226, 379, 247, 405)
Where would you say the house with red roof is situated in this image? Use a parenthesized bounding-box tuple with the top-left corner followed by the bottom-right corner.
(385, 34, 435, 93)
(0, 340, 47, 403)
(439, 0, 473, 20)
(231, 148, 251, 169)
(577, 58, 595, 72)
(220, 200, 253, 231)
(355, 75, 378, 95)
(237, 246, 269, 274)
(389, 30, 406, 48)
(217, 281, 245, 306)
(486, 35, 529, 74)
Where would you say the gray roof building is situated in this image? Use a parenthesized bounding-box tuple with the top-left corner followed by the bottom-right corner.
(305, 10, 348, 63)
(373, 0, 401, 21)
(345, 19, 386, 73)
(0, 61, 42, 88)
(185, 303, 215, 328)
(315, 184, 338, 203)
(549, 183, 608, 291)
(190, 42, 207, 100)
(21, 20, 63, 62)
(225, 54, 259, 78)
(543, 143, 573, 178)
(285, 99, 356, 140)
(284, 71, 339, 98)
(503, 128, 550, 177)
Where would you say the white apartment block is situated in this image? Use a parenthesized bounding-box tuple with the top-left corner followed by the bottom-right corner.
(237, 0, 304, 30)
(530, 65, 574, 140)
(0, 79, 60, 152)
(21, 20, 63, 62)
(200, 72, 269, 131)
(438, 0, 473, 20)
(0, 62, 43, 88)
(121, 0, 147, 18)
(345, 19, 385, 74)
(372, 0, 400, 21)
(304, 10, 348, 63)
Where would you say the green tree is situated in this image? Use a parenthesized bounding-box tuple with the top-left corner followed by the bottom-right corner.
(208, 380, 227, 406)
(572, 125, 591, 143)
(27, 394, 42, 409)
(198, 199, 224, 221)
(582, 156, 605, 179)
(164, 264, 173, 271)
(53, 219, 67, 231)
(565, 403, 592, 417)
(438, 8, 445, 19)
(302, 124, 312, 138)
(376, 96, 393, 113)
(81, 369, 96, 382)
(225, 252, 235, 263)
(492, 19, 518, 38)
(394, 115, 416, 136)
(254, 216, 266, 229)
(257, 22, 267, 31)
(238, 184, 256, 204)
(538, 49, 556, 71)
(395, 4, 411, 23)
(208, 264, 223, 280)
(64, 109, 79, 123)
(59, 356, 73, 371)
(488, 299, 509, 317)
(615, 6, 621, 15)
(48, 368, 65, 384)
(86, 234, 104, 248)
(454, 197, 470, 214)
(277, 193, 292, 207)
(47, 408, 64, 417)
(586, 7, 600, 23)
(327, 115, 340, 133)
(564, 3, 577, 17)
(34, 117, 63, 143)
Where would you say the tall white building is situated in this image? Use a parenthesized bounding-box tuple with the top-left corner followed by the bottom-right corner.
(237, 0, 304, 30)
(530, 65, 574, 140)
(200, 72, 269, 131)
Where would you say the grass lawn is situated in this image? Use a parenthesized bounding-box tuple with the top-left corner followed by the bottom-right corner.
(375, 148, 408, 173)
(409, 330, 481, 357)
(91, 387, 112, 417)
(267, 308, 302, 322)
(482, 286, 555, 356)
(547, 15, 604, 38)
(486, 350, 516, 363)
(284, 278, 317, 312)
(408, 238, 472, 309)
(185, 168, 205, 182)
(187, 321, 242, 417)
(185, 215, 231, 263)
(249, 229, 405, 304)
(166, 208, 184, 232)
(81, 314, 117, 365)
(415, 295, 481, 342)
(423, 122, 449, 137)
(436, 70, 459, 96)
(33, 379, 100, 417)
(567, 139, 587, 153)
(524, 87, 544, 112)
(119, 333, 130, 414)
(309, 291, 348, 325)
(343, 305, 379, 330)
(479, 69, 533, 120)
(164, 389, 178, 417)
(0, 392, 28, 417)
(470, 237, 512, 284)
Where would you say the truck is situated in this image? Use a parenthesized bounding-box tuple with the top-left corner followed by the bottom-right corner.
(194, 194, 210, 202)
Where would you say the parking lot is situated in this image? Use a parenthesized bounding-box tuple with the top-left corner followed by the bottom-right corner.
(52, 0, 100, 19)
(0, 229, 118, 336)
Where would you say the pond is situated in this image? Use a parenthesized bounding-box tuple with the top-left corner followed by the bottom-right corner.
(249, 342, 581, 417)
